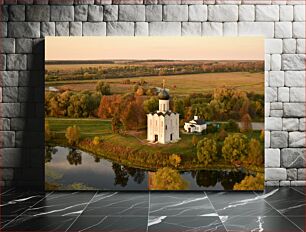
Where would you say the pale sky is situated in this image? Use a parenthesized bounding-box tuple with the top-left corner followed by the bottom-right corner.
(45, 36, 264, 61)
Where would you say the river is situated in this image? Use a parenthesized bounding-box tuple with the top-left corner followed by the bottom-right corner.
(45, 146, 247, 191)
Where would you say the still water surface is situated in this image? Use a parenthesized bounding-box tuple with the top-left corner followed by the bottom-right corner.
(45, 146, 246, 190)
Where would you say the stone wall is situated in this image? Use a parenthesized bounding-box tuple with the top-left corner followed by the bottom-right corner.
(0, 0, 305, 187)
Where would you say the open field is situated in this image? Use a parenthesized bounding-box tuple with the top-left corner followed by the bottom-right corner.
(46, 72, 264, 95)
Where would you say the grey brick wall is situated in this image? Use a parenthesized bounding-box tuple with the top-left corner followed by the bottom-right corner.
(0, 0, 305, 188)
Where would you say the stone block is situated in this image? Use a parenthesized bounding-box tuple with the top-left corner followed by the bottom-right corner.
(238, 22, 274, 37)
(107, 22, 134, 36)
(290, 87, 305, 102)
(269, 71, 284, 87)
(8, 22, 40, 38)
(282, 54, 305, 70)
(223, 22, 237, 36)
(163, 5, 188, 22)
(281, 148, 305, 168)
(255, 5, 279, 21)
(275, 22, 292, 39)
(149, 22, 181, 36)
(265, 87, 277, 102)
(293, 22, 305, 38)
(9, 5, 25, 21)
(208, 5, 238, 22)
(265, 39, 282, 54)
(284, 103, 305, 117)
(202, 22, 222, 36)
(289, 132, 305, 147)
(296, 39, 305, 54)
(265, 148, 280, 167)
(290, 181, 306, 186)
(88, 5, 103, 21)
(283, 118, 299, 131)
(265, 130, 270, 148)
(145, 5, 162, 22)
(7, 54, 27, 71)
(285, 71, 305, 87)
(182, 22, 201, 36)
(70, 22, 82, 36)
(287, 168, 297, 180)
(297, 169, 305, 180)
(1, 148, 23, 168)
(50, 6, 74, 21)
(2, 87, 18, 103)
(135, 22, 148, 36)
(265, 168, 286, 181)
(189, 5, 207, 22)
(26, 5, 50, 21)
(294, 5, 305, 21)
(239, 5, 255, 21)
(55, 22, 69, 36)
(270, 54, 281, 71)
(1, 71, 18, 87)
(104, 5, 118, 21)
(270, 131, 288, 148)
(2, 103, 20, 117)
(299, 118, 305, 131)
(119, 5, 145, 21)
(16, 39, 32, 53)
(41, 22, 55, 37)
(83, 22, 106, 36)
(270, 110, 283, 117)
(278, 87, 289, 102)
(283, 39, 296, 54)
(265, 117, 282, 131)
(1, 38, 15, 53)
(280, 5, 293, 21)
(74, 5, 88, 21)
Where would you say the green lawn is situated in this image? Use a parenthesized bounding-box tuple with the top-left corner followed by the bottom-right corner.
(46, 117, 199, 156)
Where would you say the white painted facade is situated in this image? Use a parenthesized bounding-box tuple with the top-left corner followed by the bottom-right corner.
(184, 116, 207, 133)
(147, 92, 180, 144)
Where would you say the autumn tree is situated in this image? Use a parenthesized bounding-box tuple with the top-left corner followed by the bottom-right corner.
(45, 122, 52, 141)
(173, 99, 185, 118)
(150, 167, 188, 190)
(197, 138, 218, 166)
(111, 113, 122, 133)
(96, 80, 111, 95)
(92, 136, 102, 146)
(224, 119, 239, 132)
(222, 133, 249, 165)
(169, 154, 182, 168)
(192, 135, 199, 147)
(65, 125, 80, 145)
(143, 97, 159, 113)
(241, 113, 252, 132)
(218, 128, 228, 141)
(244, 139, 263, 166)
(233, 173, 264, 190)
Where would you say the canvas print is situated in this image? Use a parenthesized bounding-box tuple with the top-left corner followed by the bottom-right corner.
(45, 37, 264, 191)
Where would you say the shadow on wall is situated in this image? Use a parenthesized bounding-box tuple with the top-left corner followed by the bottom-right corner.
(16, 39, 45, 190)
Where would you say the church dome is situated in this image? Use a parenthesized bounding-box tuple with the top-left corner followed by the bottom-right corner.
(158, 89, 170, 100)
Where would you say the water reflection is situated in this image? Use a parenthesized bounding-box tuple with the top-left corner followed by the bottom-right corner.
(67, 149, 82, 166)
(45, 146, 247, 190)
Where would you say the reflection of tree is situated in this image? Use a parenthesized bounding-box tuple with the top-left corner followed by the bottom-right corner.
(94, 156, 100, 163)
(112, 163, 129, 187)
(132, 170, 145, 184)
(150, 168, 188, 190)
(45, 146, 58, 163)
(196, 170, 218, 188)
(66, 149, 82, 166)
(220, 171, 245, 190)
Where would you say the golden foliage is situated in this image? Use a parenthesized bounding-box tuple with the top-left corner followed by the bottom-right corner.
(65, 125, 80, 145)
(233, 173, 264, 190)
(169, 154, 182, 168)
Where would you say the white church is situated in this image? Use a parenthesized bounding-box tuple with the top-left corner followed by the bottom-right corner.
(147, 84, 180, 144)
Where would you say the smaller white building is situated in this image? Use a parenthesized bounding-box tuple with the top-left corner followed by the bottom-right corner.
(184, 116, 207, 133)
